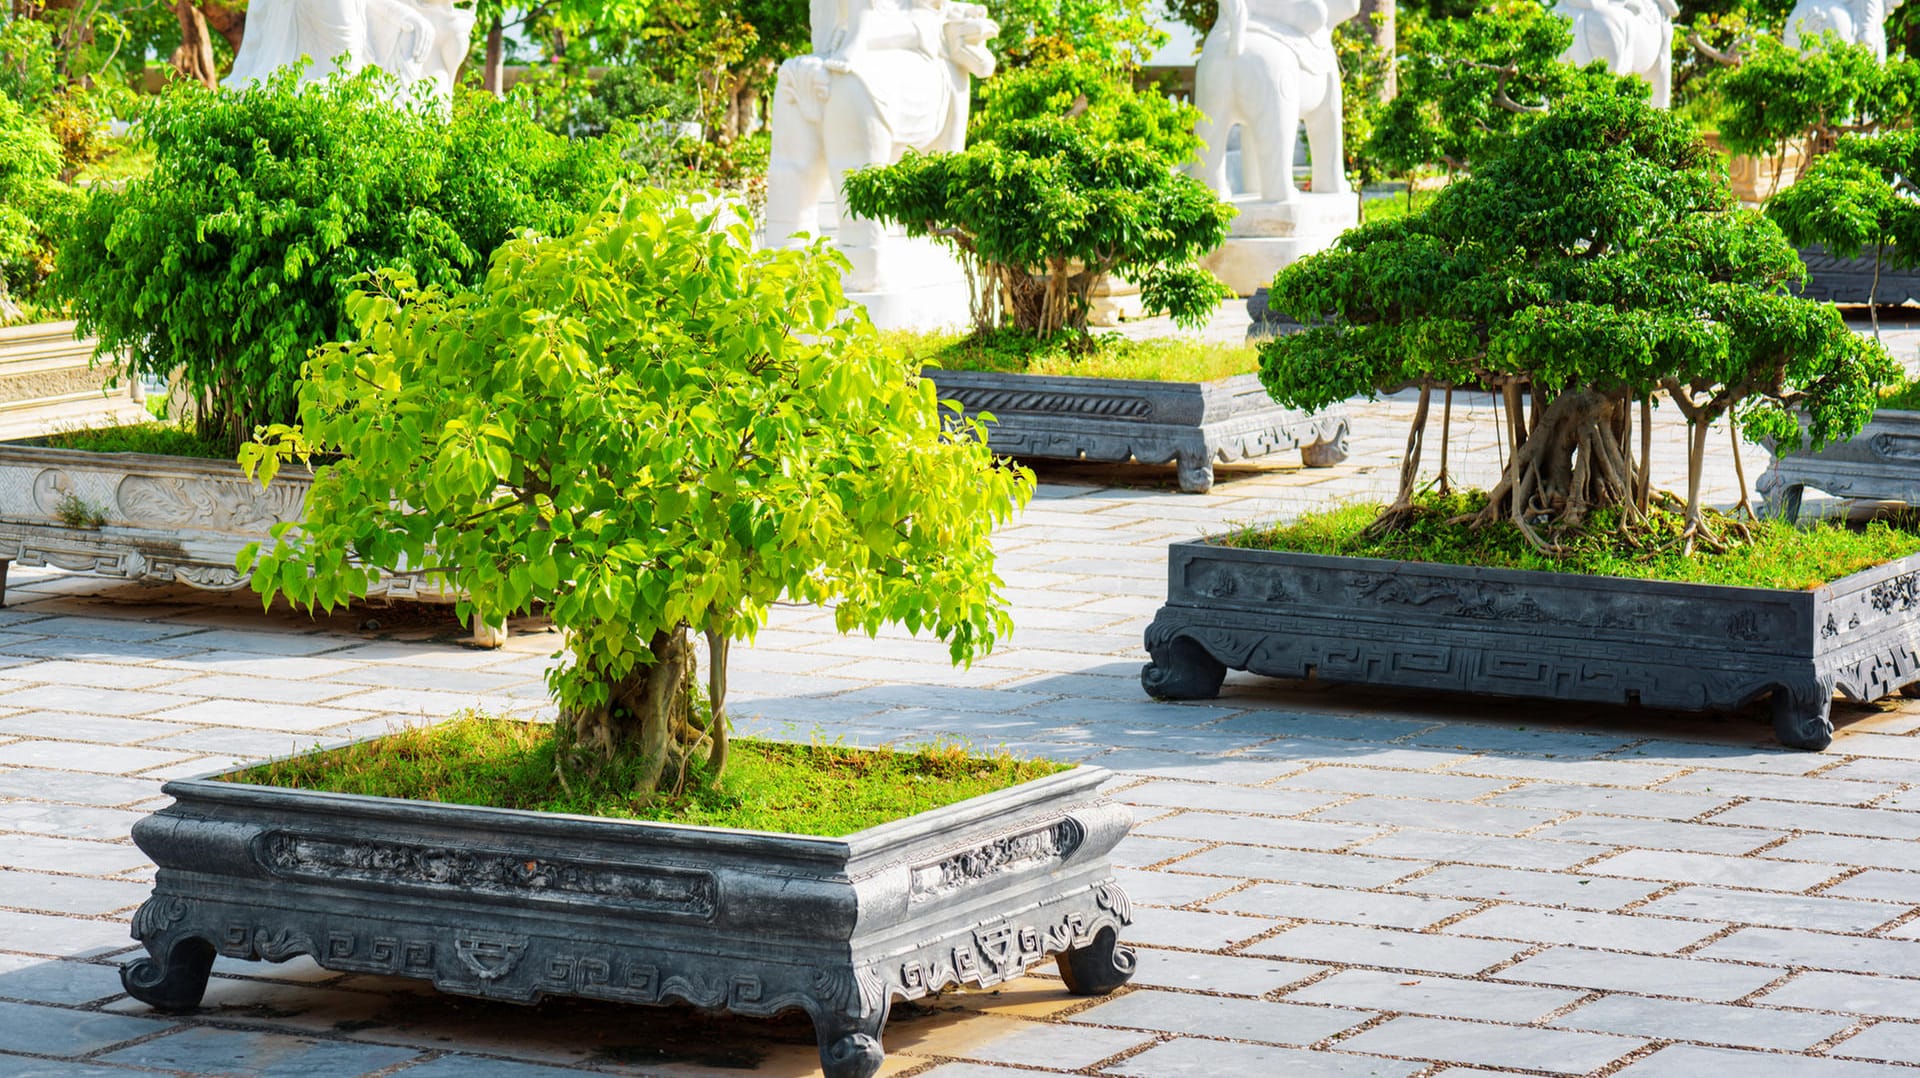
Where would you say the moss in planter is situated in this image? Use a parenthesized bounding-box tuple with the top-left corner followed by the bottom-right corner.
(889, 328, 1258, 383)
(224, 716, 1068, 836)
(1221, 492, 1920, 590)
(28, 422, 231, 460)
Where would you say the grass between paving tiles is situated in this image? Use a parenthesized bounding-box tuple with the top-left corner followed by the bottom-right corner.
(887, 327, 1259, 383)
(224, 716, 1067, 836)
(1221, 491, 1920, 590)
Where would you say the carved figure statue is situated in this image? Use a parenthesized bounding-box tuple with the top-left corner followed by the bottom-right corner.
(1784, 0, 1895, 61)
(1554, 0, 1677, 108)
(223, 0, 475, 107)
(1193, 0, 1357, 203)
(764, 0, 1000, 251)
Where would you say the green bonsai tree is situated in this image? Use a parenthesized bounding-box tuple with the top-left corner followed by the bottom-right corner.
(1712, 34, 1919, 162)
(1262, 90, 1894, 551)
(1767, 127, 1920, 328)
(239, 190, 1032, 789)
(841, 58, 1232, 340)
(53, 70, 633, 450)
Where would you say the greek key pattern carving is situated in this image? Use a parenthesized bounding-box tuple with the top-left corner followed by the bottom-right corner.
(254, 831, 720, 920)
(909, 818, 1086, 903)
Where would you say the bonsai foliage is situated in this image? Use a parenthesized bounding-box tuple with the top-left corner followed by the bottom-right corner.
(240, 191, 1032, 790)
(1368, 1, 1641, 176)
(0, 89, 71, 319)
(841, 59, 1232, 340)
(1713, 35, 1920, 159)
(1263, 91, 1894, 551)
(53, 70, 631, 450)
(1768, 129, 1920, 312)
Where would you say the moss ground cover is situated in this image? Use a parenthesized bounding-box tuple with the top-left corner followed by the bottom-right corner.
(1221, 492, 1920, 590)
(29, 423, 230, 460)
(1876, 379, 1920, 412)
(224, 717, 1066, 837)
(890, 328, 1258, 383)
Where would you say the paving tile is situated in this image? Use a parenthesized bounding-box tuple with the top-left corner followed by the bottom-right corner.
(1444, 757, 1684, 787)
(0, 908, 139, 958)
(0, 686, 196, 717)
(1493, 947, 1785, 1001)
(1104, 1038, 1422, 1078)
(379, 1055, 591, 1078)
(1354, 832, 1606, 871)
(1310, 798, 1558, 836)
(1637, 886, 1903, 933)
(0, 1057, 139, 1077)
(1656, 770, 1900, 806)
(1245, 924, 1528, 976)
(1242, 740, 1473, 772)
(1124, 907, 1277, 950)
(1334, 1015, 1644, 1075)
(916, 1066, 1062, 1078)
(1831, 1021, 1920, 1063)
(0, 834, 147, 876)
(0, 954, 127, 1004)
(1714, 800, 1920, 840)
(0, 713, 192, 746)
(941, 1021, 1154, 1070)
(0, 770, 161, 807)
(1125, 947, 1322, 995)
(154, 651, 370, 679)
(0, 871, 150, 916)
(1527, 815, 1779, 855)
(1770, 835, 1920, 872)
(1698, 928, 1920, 978)
(1112, 835, 1203, 868)
(1207, 882, 1473, 929)
(1759, 971, 1920, 1019)
(98, 1026, 420, 1075)
(1072, 987, 1371, 1045)
(0, 998, 171, 1055)
(1608, 741, 1837, 774)
(0, 741, 197, 775)
(1270, 768, 1514, 802)
(1283, 969, 1581, 1023)
(1212, 711, 1440, 742)
(1094, 750, 1313, 785)
(1404, 726, 1634, 758)
(1483, 784, 1732, 819)
(1114, 780, 1344, 818)
(1135, 811, 1382, 850)
(0, 802, 146, 842)
(143, 699, 374, 732)
(1549, 994, 1854, 1051)
(1615, 1044, 1913, 1076)
(1584, 849, 1841, 891)
(1170, 846, 1419, 888)
(3, 661, 188, 691)
(1391, 865, 1664, 910)
(155, 673, 362, 705)
(1111, 867, 1234, 907)
(1443, 905, 1724, 953)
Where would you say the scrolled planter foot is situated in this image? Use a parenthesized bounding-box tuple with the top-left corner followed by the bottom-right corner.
(1901, 683, 1920, 699)
(1176, 454, 1215, 494)
(120, 937, 215, 1012)
(1300, 421, 1350, 468)
(1771, 676, 1836, 751)
(1055, 926, 1136, 996)
(1141, 635, 1227, 700)
(815, 1010, 888, 1078)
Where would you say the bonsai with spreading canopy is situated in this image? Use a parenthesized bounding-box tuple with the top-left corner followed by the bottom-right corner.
(1261, 90, 1894, 552)
(240, 189, 1033, 792)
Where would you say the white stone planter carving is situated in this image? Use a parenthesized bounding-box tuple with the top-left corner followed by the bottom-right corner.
(0, 321, 148, 441)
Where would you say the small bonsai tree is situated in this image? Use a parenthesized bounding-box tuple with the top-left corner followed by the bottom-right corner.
(240, 190, 1033, 789)
(54, 70, 633, 450)
(1768, 127, 1920, 326)
(1711, 35, 1917, 165)
(1262, 90, 1894, 551)
(841, 58, 1232, 340)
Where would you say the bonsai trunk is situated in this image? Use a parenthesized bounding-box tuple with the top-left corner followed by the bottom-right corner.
(483, 17, 505, 94)
(171, 0, 219, 88)
(1468, 389, 1639, 550)
(558, 625, 730, 794)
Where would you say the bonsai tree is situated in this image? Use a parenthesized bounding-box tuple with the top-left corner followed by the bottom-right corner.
(240, 189, 1032, 788)
(841, 58, 1232, 340)
(1768, 127, 1920, 324)
(1262, 90, 1894, 551)
(53, 69, 634, 450)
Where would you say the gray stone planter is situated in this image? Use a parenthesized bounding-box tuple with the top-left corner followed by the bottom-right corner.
(0, 442, 456, 600)
(1790, 246, 1920, 306)
(1758, 411, 1920, 522)
(923, 369, 1348, 493)
(1142, 541, 1920, 750)
(120, 756, 1136, 1078)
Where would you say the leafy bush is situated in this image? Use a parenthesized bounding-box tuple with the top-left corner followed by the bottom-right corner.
(54, 70, 633, 450)
(1768, 128, 1920, 305)
(0, 89, 71, 318)
(1262, 90, 1894, 552)
(241, 190, 1032, 789)
(1713, 35, 1919, 160)
(843, 59, 1232, 339)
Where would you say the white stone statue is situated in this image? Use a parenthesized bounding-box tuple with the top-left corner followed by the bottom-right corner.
(1554, 0, 1677, 108)
(1194, 0, 1356, 204)
(223, 0, 475, 108)
(764, 0, 998, 254)
(1785, 0, 1896, 61)
(1191, 0, 1360, 296)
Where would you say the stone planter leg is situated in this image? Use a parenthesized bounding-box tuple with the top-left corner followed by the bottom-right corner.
(1771, 675, 1835, 751)
(1141, 634, 1227, 700)
(120, 913, 215, 1013)
(813, 998, 891, 1078)
(1056, 926, 1137, 995)
(0, 558, 10, 605)
(1176, 453, 1216, 494)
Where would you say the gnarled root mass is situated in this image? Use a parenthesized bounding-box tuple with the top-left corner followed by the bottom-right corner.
(1465, 389, 1642, 551)
(557, 625, 726, 797)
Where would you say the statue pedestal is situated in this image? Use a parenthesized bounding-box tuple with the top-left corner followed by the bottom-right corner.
(815, 216, 973, 331)
(1204, 194, 1360, 297)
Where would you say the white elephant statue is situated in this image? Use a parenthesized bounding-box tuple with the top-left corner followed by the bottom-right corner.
(764, 0, 999, 252)
(1785, 0, 1895, 61)
(1194, 0, 1356, 203)
(224, 0, 474, 109)
(1555, 0, 1677, 108)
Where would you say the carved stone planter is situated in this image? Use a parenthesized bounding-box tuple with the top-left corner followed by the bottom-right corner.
(121, 758, 1136, 1078)
(924, 369, 1348, 493)
(0, 320, 148, 440)
(1758, 411, 1920, 522)
(1142, 541, 1920, 750)
(1788, 245, 1920, 306)
(0, 444, 440, 602)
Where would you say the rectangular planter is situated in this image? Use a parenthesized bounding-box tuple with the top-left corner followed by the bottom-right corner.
(121, 758, 1135, 1078)
(0, 443, 443, 602)
(1759, 411, 1920, 521)
(924, 369, 1348, 493)
(1142, 541, 1920, 749)
(0, 320, 148, 441)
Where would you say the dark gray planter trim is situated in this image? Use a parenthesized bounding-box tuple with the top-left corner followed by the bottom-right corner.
(1758, 411, 1920, 521)
(1790, 245, 1920, 306)
(923, 369, 1348, 493)
(1141, 541, 1920, 749)
(121, 757, 1135, 1078)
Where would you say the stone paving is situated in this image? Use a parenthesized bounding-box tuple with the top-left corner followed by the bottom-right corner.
(1, 314, 1920, 1076)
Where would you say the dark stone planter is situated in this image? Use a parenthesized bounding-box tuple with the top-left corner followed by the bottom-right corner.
(1790, 245, 1920, 305)
(1141, 541, 1920, 750)
(121, 759, 1136, 1078)
(1758, 411, 1920, 522)
(923, 368, 1348, 493)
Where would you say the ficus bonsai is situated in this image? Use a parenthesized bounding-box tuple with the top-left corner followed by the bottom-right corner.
(1261, 90, 1895, 553)
(239, 189, 1033, 792)
(1768, 127, 1920, 324)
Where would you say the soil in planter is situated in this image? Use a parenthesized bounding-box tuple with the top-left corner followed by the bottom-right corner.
(1223, 491, 1920, 590)
(223, 716, 1067, 836)
(888, 327, 1259, 382)
(25, 421, 231, 459)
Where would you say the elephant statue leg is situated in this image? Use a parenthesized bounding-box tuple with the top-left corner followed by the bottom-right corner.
(1304, 71, 1351, 196)
(1191, 67, 1236, 198)
(1246, 51, 1304, 202)
(765, 72, 831, 245)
